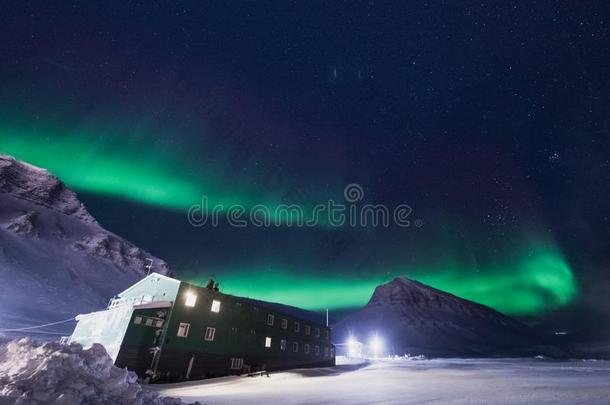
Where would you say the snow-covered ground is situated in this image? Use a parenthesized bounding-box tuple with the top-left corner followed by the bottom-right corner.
(152, 356, 610, 405)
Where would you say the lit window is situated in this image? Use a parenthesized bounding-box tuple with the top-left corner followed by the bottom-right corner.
(156, 320, 164, 328)
(294, 322, 300, 333)
(134, 316, 142, 325)
(204, 327, 216, 341)
(185, 291, 197, 307)
(145, 318, 153, 326)
(211, 300, 221, 313)
(304, 325, 311, 335)
(304, 344, 310, 354)
(281, 319, 288, 329)
(280, 339, 286, 351)
(267, 314, 274, 326)
(177, 323, 190, 337)
(315, 328, 320, 338)
(231, 327, 238, 333)
(314, 345, 320, 356)
(265, 337, 272, 348)
(293, 342, 299, 352)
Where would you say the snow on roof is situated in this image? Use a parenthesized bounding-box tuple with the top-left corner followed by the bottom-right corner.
(117, 272, 180, 297)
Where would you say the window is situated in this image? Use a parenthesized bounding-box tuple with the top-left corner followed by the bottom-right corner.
(324, 330, 329, 339)
(230, 358, 244, 370)
(145, 318, 153, 326)
(280, 339, 286, 351)
(184, 291, 197, 307)
(177, 323, 190, 337)
(304, 325, 311, 335)
(267, 314, 274, 326)
(204, 327, 216, 341)
(155, 320, 164, 328)
(231, 327, 238, 333)
(294, 322, 300, 333)
(250, 329, 256, 335)
(304, 344, 310, 354)
(314, 345, 320, 356)
(134, 316, 142, 325)
(293, 342, 299, 352)
(281, 318, 288, 329)
(211, 300, 221, 313)
(235, 302, 242, 308)
(315, 327, 320, 338)
(324, 347, 329, 358)
(265, 337, 272, 348)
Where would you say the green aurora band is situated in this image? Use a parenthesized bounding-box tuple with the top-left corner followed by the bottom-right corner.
(0, 125, 245, 210)
(193, 245, 577, 316)
(0, 123, 578, 316)
(0, 123, 330, 224)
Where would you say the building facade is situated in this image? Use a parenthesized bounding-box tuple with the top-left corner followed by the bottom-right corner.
(69, 273, 335, 382)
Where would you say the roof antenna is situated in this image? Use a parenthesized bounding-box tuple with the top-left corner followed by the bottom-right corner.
(326, 308, 329, 327)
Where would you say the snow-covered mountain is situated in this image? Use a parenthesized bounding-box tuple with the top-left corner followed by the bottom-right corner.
(0, 154, 171, 333)
(333, 277, 535, 356)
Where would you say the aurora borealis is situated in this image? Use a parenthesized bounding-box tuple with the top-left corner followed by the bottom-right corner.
(184, 236, 576, 316)
(2, 1, 609, 331)
(0, 114, 579, 316)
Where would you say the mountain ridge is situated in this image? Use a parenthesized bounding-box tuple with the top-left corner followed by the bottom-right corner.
(0, 154, 171, 333)
(334, 276, 536, 357)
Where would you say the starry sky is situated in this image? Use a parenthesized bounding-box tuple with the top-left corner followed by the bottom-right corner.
(1, 2, 609, 331)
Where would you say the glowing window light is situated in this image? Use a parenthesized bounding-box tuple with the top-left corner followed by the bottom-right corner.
(184, 291, 197, 307)
(265, 337, 272, 348)
(211, 300, 221, 313)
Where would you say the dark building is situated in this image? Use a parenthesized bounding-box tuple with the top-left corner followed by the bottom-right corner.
(69, 273, 335, 382)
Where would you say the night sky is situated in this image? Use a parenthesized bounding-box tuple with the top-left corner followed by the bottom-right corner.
(1, 2, 609, 331)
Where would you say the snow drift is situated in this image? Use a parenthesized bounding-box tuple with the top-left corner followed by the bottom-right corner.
(0, 338, 190, 405)
(0, 154, 171, 334)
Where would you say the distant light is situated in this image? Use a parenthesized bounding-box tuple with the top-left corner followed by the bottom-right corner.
(184, 291, 197, 307)
(211, 300, 221, 313)
(369, 335, 383, 358)
(347, 336, 358, 357)
(265, 337, 272, 348)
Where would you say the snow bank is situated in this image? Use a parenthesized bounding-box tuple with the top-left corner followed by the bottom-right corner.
(0, 338, 193, 405)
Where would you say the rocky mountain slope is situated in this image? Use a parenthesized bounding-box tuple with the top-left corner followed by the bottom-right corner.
(0, 154, 171, 333)
(333, 277, 536, 357)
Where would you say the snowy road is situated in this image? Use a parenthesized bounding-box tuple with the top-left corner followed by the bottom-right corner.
(150, 357, 610, 404)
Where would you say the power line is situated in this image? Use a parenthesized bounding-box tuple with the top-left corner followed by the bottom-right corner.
(0, 317, 76, 332)
(2, 330, 67, 335)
